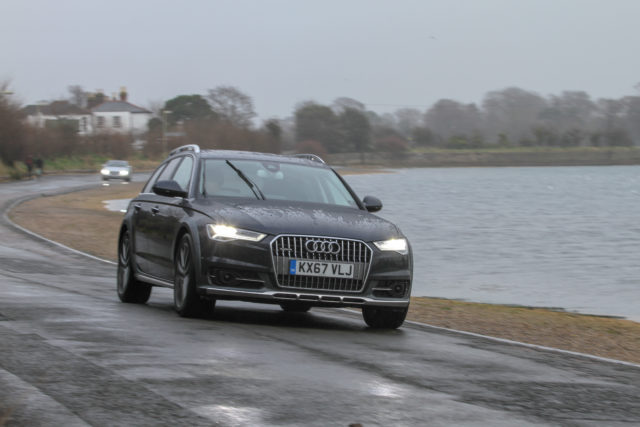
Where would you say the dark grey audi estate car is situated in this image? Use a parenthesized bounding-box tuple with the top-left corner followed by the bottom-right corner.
(117, 145, 412, 328)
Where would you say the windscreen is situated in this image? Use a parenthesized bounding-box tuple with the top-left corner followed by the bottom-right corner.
(199, 159, 359, 208)
(106, 161, 128, 167)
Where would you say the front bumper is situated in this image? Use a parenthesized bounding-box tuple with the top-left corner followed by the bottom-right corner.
(200, 287, 410, 308)
(197, 235, 412, 308)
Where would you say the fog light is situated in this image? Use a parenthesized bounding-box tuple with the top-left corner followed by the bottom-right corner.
(388, 281, 408, 298)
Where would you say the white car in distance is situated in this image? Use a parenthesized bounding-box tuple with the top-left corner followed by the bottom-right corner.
(101, 160, 132, 182)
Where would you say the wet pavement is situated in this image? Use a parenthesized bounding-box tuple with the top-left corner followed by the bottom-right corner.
(1, 175, 639, 426)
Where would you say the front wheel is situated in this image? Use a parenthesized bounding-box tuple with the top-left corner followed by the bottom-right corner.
(174, 234, 214, 317)
(117, 231, 151, 303)
(362, 306, 408, 329)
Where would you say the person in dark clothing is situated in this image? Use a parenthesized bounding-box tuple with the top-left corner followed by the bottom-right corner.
(34, 157, 43, 178)
(25, 155, 33, 179)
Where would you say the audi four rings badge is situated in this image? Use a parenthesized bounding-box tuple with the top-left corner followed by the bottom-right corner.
(305, 240, 341, 254)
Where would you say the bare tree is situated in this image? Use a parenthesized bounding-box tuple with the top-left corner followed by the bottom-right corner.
(482, 87, 547, 143)
(425, 99, 482, 141)
(0, 81, 26, 165)
(394, 108, 423, 138)
(68, 85, 88, 108)
(207, 85, 256, 128)
(331, 97, 365, 114)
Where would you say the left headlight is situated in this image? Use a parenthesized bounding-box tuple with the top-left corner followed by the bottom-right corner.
(207, 224, 266, 242)
(374, 238, 408, 255)
(119, 169, 129, 176)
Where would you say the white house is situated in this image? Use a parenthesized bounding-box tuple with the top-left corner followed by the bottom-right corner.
(91, 99, 152, 135)
(23, 89, 153, 136)
(22, 101, 93, 135)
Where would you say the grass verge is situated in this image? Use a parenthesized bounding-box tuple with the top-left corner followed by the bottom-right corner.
(8, 183, 640, 365)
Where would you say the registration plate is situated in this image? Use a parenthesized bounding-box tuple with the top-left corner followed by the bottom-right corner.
(289, 260, 354, 279)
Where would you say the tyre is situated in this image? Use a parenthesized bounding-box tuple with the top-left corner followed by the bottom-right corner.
(279, 302, 312, 313)
(117, 231, 152, 303)
(174, 233, 214, 317)
(362, 306, 408, 329)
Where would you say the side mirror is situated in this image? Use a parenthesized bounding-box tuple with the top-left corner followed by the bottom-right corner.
(153, 180, 187, 198)
(362, 195, 382, 212)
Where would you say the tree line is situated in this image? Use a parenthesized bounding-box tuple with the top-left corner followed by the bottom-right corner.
(289, 87, 640, 155)
(2, 82, 639, 169)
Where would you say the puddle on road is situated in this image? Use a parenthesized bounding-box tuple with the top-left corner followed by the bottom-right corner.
(102, 199, 130, 213)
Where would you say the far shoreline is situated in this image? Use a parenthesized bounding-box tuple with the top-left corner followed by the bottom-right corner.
(2, 147, 640, 182)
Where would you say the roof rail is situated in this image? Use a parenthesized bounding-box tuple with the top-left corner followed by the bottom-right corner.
(169, 144, 200, 156)
(291, 153, 326, 164)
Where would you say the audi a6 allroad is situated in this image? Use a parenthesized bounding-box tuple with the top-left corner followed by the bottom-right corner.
(117, 145, 413, 328)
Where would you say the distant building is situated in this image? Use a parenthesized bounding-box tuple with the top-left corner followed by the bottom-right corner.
(22, 101, 92, 134)
(91, 100, 152, 135)
(22, 88, 152, 136)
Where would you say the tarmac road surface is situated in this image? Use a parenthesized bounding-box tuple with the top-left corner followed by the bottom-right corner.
(1, 174, 639, 426)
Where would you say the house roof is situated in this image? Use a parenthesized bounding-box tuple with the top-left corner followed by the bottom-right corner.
(22, 101, 89, 116)
(91, 100, 151, 114)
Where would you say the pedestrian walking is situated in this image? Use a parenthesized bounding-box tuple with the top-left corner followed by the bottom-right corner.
(34, 157, 43, 179)
(25, 155, 33, 179)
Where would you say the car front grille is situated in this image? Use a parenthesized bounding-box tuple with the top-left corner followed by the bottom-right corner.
(271, 235, 372, 293)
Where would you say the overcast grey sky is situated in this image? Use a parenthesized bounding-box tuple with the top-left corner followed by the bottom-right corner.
(2, 0, 639, 120)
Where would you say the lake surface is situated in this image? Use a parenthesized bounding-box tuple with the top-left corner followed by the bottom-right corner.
(345, 166, 640, 321)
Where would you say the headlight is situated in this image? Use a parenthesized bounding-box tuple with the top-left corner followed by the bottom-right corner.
(101, 168, 109, 175)
(207, 224, 266, 242)
(374, 238, 408, 254)
(119, 169, 129, 176)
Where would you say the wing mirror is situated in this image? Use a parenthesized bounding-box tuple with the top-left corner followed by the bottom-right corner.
(153, 180, 187, 198)
(362, 195, 382, 212)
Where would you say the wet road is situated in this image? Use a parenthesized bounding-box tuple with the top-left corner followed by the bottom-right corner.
(1, 175, 639, 426)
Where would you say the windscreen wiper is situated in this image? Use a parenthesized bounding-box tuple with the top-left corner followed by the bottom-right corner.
(225, 160, 266, 200)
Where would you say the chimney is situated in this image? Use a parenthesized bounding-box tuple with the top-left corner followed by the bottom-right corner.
(120, 86, 128, 102)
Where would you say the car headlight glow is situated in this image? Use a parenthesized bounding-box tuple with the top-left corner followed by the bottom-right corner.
(374, 238, 408, 254)
(119, 169, 129, 176)
(101, 168, 109, 175)
(207, 224, 266, 242)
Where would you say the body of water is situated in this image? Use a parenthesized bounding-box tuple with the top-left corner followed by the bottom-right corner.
(345, 166, 640, 321)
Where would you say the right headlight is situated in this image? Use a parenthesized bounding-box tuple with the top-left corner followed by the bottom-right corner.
(374, 238, 408, 255)
(207, 224, 266, 242)
(100, 168, 109, 175)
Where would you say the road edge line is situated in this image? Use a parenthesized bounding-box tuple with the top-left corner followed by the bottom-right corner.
(3, 192, 117, 266)
(404, 318, 640, 369)
(337, 309, 640, 369)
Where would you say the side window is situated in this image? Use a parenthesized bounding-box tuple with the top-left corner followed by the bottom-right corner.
(172, 156, 194, 191)
(142, 163, 167, 193)
(157, 157, 181, 182)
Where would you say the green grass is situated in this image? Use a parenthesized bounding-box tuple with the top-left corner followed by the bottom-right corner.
(1, 153, 163, 180)
(45, 154, 111, 171)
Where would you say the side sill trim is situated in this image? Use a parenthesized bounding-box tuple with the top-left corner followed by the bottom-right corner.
(135, 272, 173, 288)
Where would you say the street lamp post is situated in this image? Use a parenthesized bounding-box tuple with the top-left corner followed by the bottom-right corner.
(162, 110, 172, 155)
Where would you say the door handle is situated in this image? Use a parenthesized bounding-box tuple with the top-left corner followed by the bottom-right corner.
(134, 204, 142, 212)
(151, 206, 160, 215)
